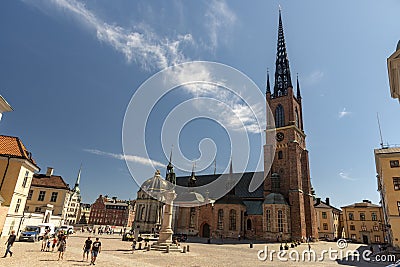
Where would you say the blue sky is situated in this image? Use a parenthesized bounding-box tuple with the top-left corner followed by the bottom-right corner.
(1, 0, 399, 208)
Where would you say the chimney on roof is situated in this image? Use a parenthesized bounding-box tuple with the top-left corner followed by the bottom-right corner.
(325, 197, 330, 206)
(112, 196, 117, 203)
(316, 198, 321, 205)
(46, 167, 54, 177)
(363, 199, 371, 204)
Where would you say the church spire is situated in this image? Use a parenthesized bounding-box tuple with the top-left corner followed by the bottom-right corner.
(266, 69, 271, 95)
(75, 164, 81, 187)
(296, 74, 302, 99)
(166, 146, 176, 184)
(73, 164, 82, 193)
(188, 162, 196, 187)
(273, 9, 293, 97)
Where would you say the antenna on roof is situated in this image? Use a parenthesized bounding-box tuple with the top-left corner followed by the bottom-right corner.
(377, 113, 386, 148)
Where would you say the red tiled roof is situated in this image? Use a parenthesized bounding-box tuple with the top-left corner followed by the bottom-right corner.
(0, 135, 38, 167)
(32, 174, 70, 190)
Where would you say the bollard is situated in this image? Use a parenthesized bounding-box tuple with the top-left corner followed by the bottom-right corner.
(147, 244, 151, 251)
(183, 246, 186, 253)
(250, 242, 253, 248)
(166, 244, 170, 253)
(138, 242, 142, 250)
(187, 245, 190, 252)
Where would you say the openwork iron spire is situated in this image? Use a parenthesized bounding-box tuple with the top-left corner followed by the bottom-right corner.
(274, 10, 293, 96)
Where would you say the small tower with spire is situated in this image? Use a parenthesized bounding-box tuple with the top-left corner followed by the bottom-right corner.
(166, 148, 176, 185)
(188, 163, 197, 188)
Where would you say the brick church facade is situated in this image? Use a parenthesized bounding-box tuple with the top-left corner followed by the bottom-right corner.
(136, 11, 318, 241)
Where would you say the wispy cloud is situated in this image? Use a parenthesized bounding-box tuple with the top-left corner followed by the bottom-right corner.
(84, 149, 164, 167)
(167, 63, 264, 133)
(304, 70, 324, 86)
(25, 1, 259, 133)
(205, 0, 237, 50)
(339, 171, 356, 181)
(24, 0, 193, 69)
(338, 108, 351, 119)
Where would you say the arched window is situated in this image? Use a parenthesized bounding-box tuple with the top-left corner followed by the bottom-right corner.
(229, 209, 237, 230)
(247, 219, 252, 230)
(278, 151, 283, 160)
(271, 173, 280, 191)
(275, 105, 285, 128)
(140, 206, 145, 221)
(266, 209, 271, 232)
(295, 108, 299, 128)
(190, 207, 196, 227)
(278, 210, 284, 233)
(218, 209, 224, 230)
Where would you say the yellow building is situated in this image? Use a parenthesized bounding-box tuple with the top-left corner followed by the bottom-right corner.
(341, 200, 384, 244)
(387, 41, 400, 102)
(375, 147, 400, 248)
(26, 167, 71, 225)
(314, 197, 342, 241)
(0, 135, 40, 237)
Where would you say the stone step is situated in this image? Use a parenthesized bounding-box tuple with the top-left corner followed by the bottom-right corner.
(150, 243, 182, 252)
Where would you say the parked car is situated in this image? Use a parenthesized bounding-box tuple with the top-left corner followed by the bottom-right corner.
(172, 233, 187, 242)
(19, 226, 40, 242)
(59, 225, 74, 234)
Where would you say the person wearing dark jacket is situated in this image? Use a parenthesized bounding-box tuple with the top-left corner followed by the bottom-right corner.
(3, 230, 16, 258)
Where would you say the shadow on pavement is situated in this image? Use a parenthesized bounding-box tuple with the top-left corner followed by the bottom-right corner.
(336, 244, 397, 267)
(186, 236, 267, 245)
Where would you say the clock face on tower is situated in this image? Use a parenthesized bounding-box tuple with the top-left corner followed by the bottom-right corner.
(276, 132, 284, 142)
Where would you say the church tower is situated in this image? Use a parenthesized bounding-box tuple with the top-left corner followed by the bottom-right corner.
(264, 10, 318, 240)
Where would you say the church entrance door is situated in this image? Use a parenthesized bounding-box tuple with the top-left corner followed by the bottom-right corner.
(202, 223, 210, 238)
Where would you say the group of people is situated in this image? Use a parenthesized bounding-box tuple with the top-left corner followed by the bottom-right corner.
(40, 230, 68, 260)
(82, 237, 102, 265)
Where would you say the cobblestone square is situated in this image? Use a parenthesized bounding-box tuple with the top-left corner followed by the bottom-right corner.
(0, 233, 397, 267)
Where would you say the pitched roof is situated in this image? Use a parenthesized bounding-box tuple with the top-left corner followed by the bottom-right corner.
(314, 201, 342, 212)
(263, 193, 288, 205)
(32, 174, 70, 190)
(176, 172, 264, 199)
(341, 201, 381, 209)
(0, 135, 38, 167)
(374, 147, 400, 155)
(243, 200, 263, 215)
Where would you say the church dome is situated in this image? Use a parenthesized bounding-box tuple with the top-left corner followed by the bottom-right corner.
(263, 193, 288, 205)
(141, 170, 174, 197)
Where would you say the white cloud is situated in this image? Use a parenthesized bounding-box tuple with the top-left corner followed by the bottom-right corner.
(167, 63, 264, 133)
(338, 108, 351, 119)
(205, 0, 237, 50)
(304, 70, 324, 86)
(339, 171, 356, 181)
(25, 1, 259, 133)
(84, 149, 164, 167)
(25, 0, 193, 69)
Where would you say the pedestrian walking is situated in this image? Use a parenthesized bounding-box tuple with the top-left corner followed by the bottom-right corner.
(2, 230, 16, 258)
(131, 238, 137, 254)
(90, 237, 101, 265)
(51, 237, 57, 252)
(57, 236, 67, 260)
(41, 231, 49, 251)
(83, 237, 92, 261)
